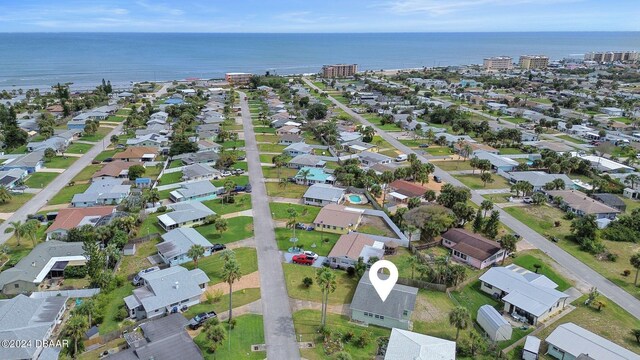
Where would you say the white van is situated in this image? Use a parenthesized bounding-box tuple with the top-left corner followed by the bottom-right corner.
(395, 154, 408, 162)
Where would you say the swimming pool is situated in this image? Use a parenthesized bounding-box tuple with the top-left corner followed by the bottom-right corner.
(346, 194, 368, 205)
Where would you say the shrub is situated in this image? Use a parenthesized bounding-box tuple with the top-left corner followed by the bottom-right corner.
(302, 277, 313, 288)
(335, 352, 353, 360)
(606, 252, 619, 262)
(354, 331, 372, 348)
(346, 267, 356, 277)
(623, 270, 632, 277)
(342, 330, 354, 343)
(115, 306, 129, 321)
(63, 265, 87, 279)
(227, 318, 237, 330)
(157, 206, 167, 213)
(212, 289, 223, 303)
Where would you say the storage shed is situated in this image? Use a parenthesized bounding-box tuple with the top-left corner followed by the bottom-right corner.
(477, 305, 512, 341)
(522, 335, 541, 360)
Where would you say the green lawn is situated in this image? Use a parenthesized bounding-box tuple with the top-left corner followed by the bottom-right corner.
(557, 134, 587, 144)
(44, 156, 77, 168)
(66, 142, 93, 154)
(255, 134, 277, 143)
(433, 160, 474, 171)
(425, 146, 453, 156)
(259, 154, 274, 163)
(269, 203, 320, 223)
(195, 314, 265, 360)
(274, 228, 340, 256)
(0, 193, 35, 212)
(8, 145, 27, 154)
(184, 247, 258, 285)
(261, 166, 298, 179)
(283, 264, 357, 305)
(411, 290, 460, 341)
(294, 310, 390, 360)
(212, 175, 249, 188)
(503, 205, 571, 241)
(24, 172, 58, 188)
(94, 149, 119, 162)
(498, 147, 525, 155)
(511, 251, 572, 291)
(254, 126, 276, 134)
(450, 280, 500, 320)
(106, 115, 125, 122)
(531, 97, 552, 104)
(158, 171, 183, 185)
(71, 164, 102, 182)
(79, 126, 111, 141)
(219, 140, 245, 149)
(98, 284, 135, 334)
(196, 216, 254, 244)
(203, 194, 252, 215)
(265, 183, 308, 198)
(48, 183, 90, 205)
(168, 159, 183, 169)
(501, 116, 528, 125)
(258, 143, 287, 153)
(184, 288, 261, 319)
(611, 117, 633, 124)
(139, 212, 164, 236)
(481, 193, 512, 203)
(454, 174, 511, 190)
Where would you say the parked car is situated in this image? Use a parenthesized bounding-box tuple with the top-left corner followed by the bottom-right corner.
(220, 170, 231, 177)
(245, 184, 252, 193)
(233, 169, 244, 175)
(103, 158, 113, 163)
(433, 175, 442, 183)
(418, 144, 429, 148)
(237, 156, 246, 161)
(188, 311, 217, 330)
(132, 266, 160, 286)
(212, 244, 226, 252)
(523, 197, 533, 204)
(303, 251, 318, 260)
(292, 254, 316, 265)
(395, 154, 408, 162)
(232, 185, 246, 193)
(295, 223, 306, 230)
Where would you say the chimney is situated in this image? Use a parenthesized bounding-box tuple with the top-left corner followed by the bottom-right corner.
(32, 261, 36, 267)
(174, 281, 179, 289)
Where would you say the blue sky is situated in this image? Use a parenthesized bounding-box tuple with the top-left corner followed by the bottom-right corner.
(0, 0, 638, 32)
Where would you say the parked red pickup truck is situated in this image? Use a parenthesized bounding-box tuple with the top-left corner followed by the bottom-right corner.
(292, 254, 316, 265)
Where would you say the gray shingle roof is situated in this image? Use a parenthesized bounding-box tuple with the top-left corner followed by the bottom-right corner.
(129, 266, 209, 312)
(303, 184, 345, 202)
(157, 201, 215, 227)
(158, 228, 212, 259)
(170, 180, 220, 199)
(350, 271, 417, 320)
(507, 171, 573, 188)
(181, 163, 219, 180)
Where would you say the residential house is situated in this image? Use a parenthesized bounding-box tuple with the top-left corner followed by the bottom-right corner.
(388, 180, 428, 204)
(441, 228, 506, 269)
(173, 150, 219, 166)
(276, 125, 301, 136)
(136, 123, 170, 136)
(113, 147, 159, 162)
(181, 163, 220, 181)
(46, 206, 116, 241)
(71, 178, 131, 207)
(27, 129, 78, 152)
(284, 142, 313, 157)
(505, 171, 574, 192)
(545, 323, 640, 360)
(0, 168, 28, 189)
(454, 141, 499, 156)
(124, 266, 209, 320)
(149, 111, 169, 123)
(575, 154, 634, 173)
(600, 107, 624, 117)
(278, 134, 304, 145)
(343, 140, 378, 154)
(339, 131, 363, 143)
(350, 271, 418, 330)
(0, 241, 87, 295)
(196, 140, 222, 153)
(293, 167, 335, 185)
(591, 193, 626, 212)
(107, 314, 203, 360)
(384, 329, 456, 360)
(327, 233, 385, 269)
(303, 184, 346, 207)
(169, 180, 221, 203)
(156, 228, 214, 266)
(0, 295, 68, 360)
(288, 154, 326, 169)
(195, 123, 220, 136)
(313, 203, 362, 234)
(126, 134, 170, 147)
(545, 190, 620, 219)
(479, 265, 569, 325)
(439, 133, 476, 146)
(357, 151, 393, 167)
(157, 201, 215, 231)
(474, 151, 519, 172)
(92, 162, 138, 181)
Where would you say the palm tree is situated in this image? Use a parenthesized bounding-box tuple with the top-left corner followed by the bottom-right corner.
(449, 306, 471, 340)
(5, 220, 26, 246)
(66, 314, 89, 357)
(630, 252, 640, 286)
(631, 329, 640, 344)
(144, 188, 160, 207)
(75, 298, 96, 326)
(625, 174, 640, 189)
(25, 219, 40, 247)
(480, 200, 493, 217)
(214, 217, 228, 236)
(187, 244, 206, 268)
(480, 172, 494, 187)
(0, 186, 12, 204)
(223, 179, 235, 204)
(406, 255, 419, 279)
(272, 154, 288, 178)
(286, 208, 299, 241)
(316, 267, 337, 326)
(279, 177, 289, 189)
(221, 256, 241, 321)
(298, 168, 311, 185)
(498, 234, 518, 265)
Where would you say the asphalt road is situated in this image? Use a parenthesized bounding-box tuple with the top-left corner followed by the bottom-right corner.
(0, 124, 123, 245)
(238, 91, 301, 359)
(303, 78, 640, 320)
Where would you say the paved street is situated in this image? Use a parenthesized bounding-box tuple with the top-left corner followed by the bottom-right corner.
(238, 91, 301, 359)
(0, 124, 123, 245)
(303, 78, 640, 320)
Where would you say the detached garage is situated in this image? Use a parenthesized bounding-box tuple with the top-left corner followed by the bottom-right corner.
(477, 305, 512, 341)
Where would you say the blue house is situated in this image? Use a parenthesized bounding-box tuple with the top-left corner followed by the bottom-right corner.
(0, 152, 44, 174)
(294, 167, 335, 185)
(164, 98, 184, 105)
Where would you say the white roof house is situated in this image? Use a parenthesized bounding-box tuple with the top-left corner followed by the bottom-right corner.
(477, 305, 512, 341)
(156, 228, 213, 266)
(546, 323, 640, 360)
(303, 184, 346, 206)
(157, 201, 215, 231)
(384, 328, 456, 360)
(575, 153, 634, 173)
(523, 336, 541, 360)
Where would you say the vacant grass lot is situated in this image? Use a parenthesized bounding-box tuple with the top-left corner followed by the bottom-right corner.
(274, 228, 340, 256)
(66, 142, 93, 153)
(195, 314, 265, 360)
(265, 183, 308, 198)
(283, 264, 357, 305)
(184, 247, 258, 285)
(261, 166, 297, 179)
(24, 172, 58, 188)
(79, 126, 111, 141)
(48, 184, 90, 205)
(158, 171, 183, 185)
(258, 143, 287, 153)
(432, 160, 473, 171)
(481, 193, 512, 203)
(425, 146, 453, 156)
(454, 173, 511, 189)
(196, 216, 254, 244)
(45, 156, 77, 168)
(71, 164, 102, 182)
(184, 288, 261, 319)
(269, 203, 320, 223)
(557, 134, 587, 144)
(498, 147, 525, 155)
(203, 194, 252, 215)
(0, 193, 35, 212)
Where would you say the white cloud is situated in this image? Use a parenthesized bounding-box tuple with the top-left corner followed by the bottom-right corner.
(380, 0, 581, 15)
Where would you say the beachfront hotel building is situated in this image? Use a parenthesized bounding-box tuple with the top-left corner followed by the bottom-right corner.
(483, 56, 513, 71)
(519, 55, 549, 69)
(225, 72, 252, 85)
(322, 64, 358, 78)
(584, 51, 639, 63)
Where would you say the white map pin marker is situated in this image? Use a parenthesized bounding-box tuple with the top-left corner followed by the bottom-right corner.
(369, 260, 399, 302)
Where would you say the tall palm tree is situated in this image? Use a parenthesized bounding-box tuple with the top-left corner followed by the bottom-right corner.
(187, 244, 205, 268)
(630, 252, 640, 286)
(625, 174, 640, 189)
(0, 186, 12, 204)
(222, 257, 241, 321)
(498, 234, 518, 264)
(449, 306, 471, 340)
(299, 168, 311, 186)
(145, 188, 161, 207)
(5, 221, 26, 246)
(316, 267, 337, 327)
(66, 314, 89, 357)
(25, 220, 40, 247)
(214, 217, 228, 236)
(480, 200, 493, 217)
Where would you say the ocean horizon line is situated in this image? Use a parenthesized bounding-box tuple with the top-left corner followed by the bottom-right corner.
(0, 30, 639, 35)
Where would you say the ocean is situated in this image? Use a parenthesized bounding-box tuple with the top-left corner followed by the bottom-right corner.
(0, 32, 639, 90)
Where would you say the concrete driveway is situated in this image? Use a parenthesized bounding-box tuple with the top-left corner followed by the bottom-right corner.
(283, 252, 327, 268)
